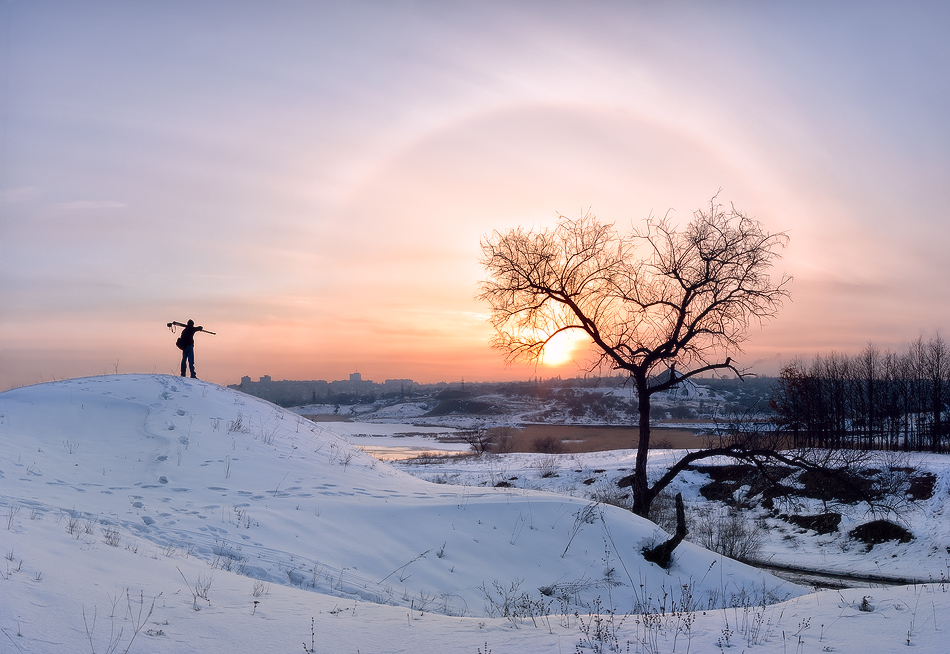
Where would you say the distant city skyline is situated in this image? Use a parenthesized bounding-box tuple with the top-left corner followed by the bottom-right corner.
(3, 3, 949, 391)
(231, 367, 648, 407)
(235, 369, 628, 389)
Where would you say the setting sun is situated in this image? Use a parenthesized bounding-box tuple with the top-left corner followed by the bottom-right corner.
(540, 329, 590, 367)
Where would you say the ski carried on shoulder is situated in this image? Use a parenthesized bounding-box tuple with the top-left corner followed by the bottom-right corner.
(167, 321, 216, 335)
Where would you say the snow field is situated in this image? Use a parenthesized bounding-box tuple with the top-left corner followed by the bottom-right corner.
(1, 374, 949, 653)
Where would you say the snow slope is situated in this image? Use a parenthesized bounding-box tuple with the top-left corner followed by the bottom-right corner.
(393, 447, 950, 584)
(0, 375, 947, 653)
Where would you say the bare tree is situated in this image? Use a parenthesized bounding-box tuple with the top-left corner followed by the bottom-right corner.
(925, 335, 949, 452)
(479, 196, 791, 518)
(462, 428, 495, 455)
(773, 334, 950, 454)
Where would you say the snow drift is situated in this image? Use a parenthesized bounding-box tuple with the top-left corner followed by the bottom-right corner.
(0, 375, 801, 613)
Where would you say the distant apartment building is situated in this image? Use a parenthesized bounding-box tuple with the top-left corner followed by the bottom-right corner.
(383, 378, 414, 395)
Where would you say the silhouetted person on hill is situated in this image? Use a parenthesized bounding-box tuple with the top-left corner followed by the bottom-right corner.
(170, 319, 204, 378)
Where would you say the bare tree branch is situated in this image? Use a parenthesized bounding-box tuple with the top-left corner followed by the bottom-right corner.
(479, 197, 791, 521)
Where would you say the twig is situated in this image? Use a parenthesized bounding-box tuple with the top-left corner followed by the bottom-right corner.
(273, 471, 290, 497)
(0, 628, 26, 654)
(379, 550, 431, 584)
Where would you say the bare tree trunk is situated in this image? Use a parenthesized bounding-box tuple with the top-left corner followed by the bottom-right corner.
(632, 375, 653, 518)
(642, 492, 687, 568)
(929, 336, 948, 453)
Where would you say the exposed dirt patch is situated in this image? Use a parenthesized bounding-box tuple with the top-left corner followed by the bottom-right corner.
(617, 473, 635, 488)
(796, 468, 878, 503)
(688, 465, 795, 504)
(907, 472, 937, 500)
(690, 464, 929, 511)
(849, 520, 914, 549)
(782, 512, 842, 535)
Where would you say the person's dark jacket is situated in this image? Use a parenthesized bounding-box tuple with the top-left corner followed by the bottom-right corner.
(180, 324, 203, 347)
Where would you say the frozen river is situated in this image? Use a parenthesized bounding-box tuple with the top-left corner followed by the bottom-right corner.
(309, 419, 471, 460)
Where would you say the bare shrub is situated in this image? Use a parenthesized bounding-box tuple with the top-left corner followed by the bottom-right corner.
(531, 456, 560, 479)
(228, 413, 250, 433)
(101, 525, 121, 547)
(690, 506, 764, 562)
(491, 427, 516, 454)
(83, 589, 155, 654)
(5, 505, 19, 531)
(533, 435, 565, 454)
(587, 480, 632, 511)
(65, 515, 82, 537)
(177, 567, 214, 611)
(479, 579, 551, 627)
(462, 429, 494, 455)
(576, 596, 627, 653)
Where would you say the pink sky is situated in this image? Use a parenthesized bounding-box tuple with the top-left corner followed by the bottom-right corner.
(2, 2, 949, 389)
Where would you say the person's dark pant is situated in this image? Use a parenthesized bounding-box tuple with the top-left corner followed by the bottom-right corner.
(180, 345, 196, 378)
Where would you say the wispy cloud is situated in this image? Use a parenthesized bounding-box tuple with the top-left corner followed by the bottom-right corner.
(51, 200, 128, 210)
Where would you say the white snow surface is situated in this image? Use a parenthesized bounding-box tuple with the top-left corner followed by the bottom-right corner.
(1, 374, 948, 653)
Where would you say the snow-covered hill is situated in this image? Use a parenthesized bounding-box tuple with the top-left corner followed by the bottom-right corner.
(1, 375, 947, 653)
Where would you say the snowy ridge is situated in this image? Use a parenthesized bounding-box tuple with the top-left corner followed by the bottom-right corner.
(1, 375, 948, 653)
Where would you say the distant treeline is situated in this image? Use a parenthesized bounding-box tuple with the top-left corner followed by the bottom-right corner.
(771, 335, 950, 452)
